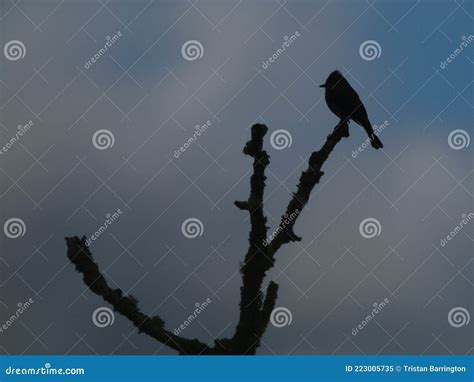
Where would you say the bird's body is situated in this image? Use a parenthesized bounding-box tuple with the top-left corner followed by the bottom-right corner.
(320, 71, 383, 149)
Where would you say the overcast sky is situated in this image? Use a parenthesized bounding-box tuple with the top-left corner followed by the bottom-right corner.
(0, 0, 472, 355)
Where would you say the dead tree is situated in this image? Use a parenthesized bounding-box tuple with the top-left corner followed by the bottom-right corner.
(66, 121, 350, 354)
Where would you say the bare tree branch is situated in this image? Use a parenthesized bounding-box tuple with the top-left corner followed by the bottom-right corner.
(65, 236, 213, 354)
(232, 124, 277, 354)
(65, 121, 349, 355)
(267, 121, 349, 255)
(230, 122, 349, 353)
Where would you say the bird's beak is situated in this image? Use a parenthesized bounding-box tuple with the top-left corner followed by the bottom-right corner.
(319, 84, 326, 88)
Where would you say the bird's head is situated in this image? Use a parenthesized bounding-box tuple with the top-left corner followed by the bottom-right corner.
(319, 70, 344, 89)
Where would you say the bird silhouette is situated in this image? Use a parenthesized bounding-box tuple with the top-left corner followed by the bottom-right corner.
(320, 70, 383, 149)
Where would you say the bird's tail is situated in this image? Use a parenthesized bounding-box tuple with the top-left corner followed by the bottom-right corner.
(362, 122, 383, 149)
(370, 133, 383, 149)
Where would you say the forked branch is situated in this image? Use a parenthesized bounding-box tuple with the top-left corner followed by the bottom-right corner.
(65, 121, 349, 354)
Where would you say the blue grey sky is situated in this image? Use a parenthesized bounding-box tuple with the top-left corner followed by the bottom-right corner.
(0, 0, 472, 355)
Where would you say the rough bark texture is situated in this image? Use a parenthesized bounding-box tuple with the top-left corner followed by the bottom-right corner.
(65, 121, 349, 354)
